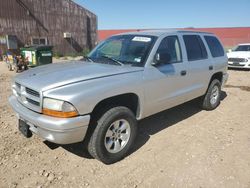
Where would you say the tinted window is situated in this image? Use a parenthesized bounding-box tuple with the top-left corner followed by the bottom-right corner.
(156, 36, 182, 63)
(204, 36, 225, 57)
(183, 35, 208, 61)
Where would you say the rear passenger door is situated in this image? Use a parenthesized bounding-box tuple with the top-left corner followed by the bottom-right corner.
(203, 35, 227, 73)
(181, 34, 213, 97)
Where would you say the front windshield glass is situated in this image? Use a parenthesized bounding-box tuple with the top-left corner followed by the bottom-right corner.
(234, 45, 250, 51)
(88, 35, 157, 66)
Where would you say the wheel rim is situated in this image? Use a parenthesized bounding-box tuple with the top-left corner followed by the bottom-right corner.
(104, 119, 131, 153)
(210, 85, 219, 105)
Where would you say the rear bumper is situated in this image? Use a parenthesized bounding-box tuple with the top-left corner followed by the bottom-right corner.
(9, 95, 90, 144)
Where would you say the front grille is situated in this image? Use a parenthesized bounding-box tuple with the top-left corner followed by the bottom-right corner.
(230, 63, 245, 67)
(26, 87, 40, 97)
(228, 58, 247, 62)
(13, 82, 41, 112)
(26, 98, 40, 106)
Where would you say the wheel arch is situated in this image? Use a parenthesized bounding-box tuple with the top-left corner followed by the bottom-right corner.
(84, 93, 140, 148)
(90, 93, 140, 121)
(209, 72, 223, 84)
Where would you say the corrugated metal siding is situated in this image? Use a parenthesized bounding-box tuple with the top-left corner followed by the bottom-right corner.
(0, 0, 97, 55)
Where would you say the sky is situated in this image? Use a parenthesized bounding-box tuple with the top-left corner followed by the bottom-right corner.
(74, 0, 250, 30)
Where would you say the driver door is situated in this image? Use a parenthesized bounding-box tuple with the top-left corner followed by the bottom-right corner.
(143, 35, 189, 116)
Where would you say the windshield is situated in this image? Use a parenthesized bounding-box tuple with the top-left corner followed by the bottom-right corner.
(88, 35, 157, 66)
(234, 45, 250, 52)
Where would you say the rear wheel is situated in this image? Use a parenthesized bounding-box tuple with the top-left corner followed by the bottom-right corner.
(200, 79, 221, 110)
(87, 106, 137, 164)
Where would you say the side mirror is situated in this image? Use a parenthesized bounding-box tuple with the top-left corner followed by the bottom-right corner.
(227, 49, 232, 53)
(152, 52, 171, 66)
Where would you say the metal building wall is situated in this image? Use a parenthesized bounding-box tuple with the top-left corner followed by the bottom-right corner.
(0, 0, 97, 55)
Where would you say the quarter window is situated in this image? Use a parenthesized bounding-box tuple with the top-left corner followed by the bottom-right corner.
(183, 35, 208, 61)
(156, 36, 182, 64)
(204, 36, 225, 57)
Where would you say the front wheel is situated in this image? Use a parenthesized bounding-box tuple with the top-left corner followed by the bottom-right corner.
(200, 79, 221, 110)
(88, 106, 137, 164)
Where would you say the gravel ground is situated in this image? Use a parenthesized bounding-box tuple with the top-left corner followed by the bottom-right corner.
(0, 61, 250, 188)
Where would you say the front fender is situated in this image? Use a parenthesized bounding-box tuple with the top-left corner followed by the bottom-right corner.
(42, 71, 145, 119)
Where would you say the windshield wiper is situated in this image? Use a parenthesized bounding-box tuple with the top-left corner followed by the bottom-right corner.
(101, 55, 124, 66)
(84, 56, 94, 62)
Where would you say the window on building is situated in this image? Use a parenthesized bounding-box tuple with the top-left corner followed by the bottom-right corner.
(31, 37, 48, 45)
(183, 35, 208, 61)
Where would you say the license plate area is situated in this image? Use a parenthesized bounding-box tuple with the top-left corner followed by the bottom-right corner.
(18, 119, 32, 138)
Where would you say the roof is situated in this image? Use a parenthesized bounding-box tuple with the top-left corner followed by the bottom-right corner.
(113, 29, 213, 37)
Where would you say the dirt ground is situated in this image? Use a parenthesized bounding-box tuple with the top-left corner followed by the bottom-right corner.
(0, 61, 250, 188)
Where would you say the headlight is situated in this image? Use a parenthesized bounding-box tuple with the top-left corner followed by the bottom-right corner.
(42, 98, 78, 118)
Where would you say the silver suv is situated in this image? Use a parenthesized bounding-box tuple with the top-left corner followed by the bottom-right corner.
(9, 30, 228, 164)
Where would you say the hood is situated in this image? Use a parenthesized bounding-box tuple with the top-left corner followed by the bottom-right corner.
(15, 61, 144, 91)
(227, 51, 250, 58)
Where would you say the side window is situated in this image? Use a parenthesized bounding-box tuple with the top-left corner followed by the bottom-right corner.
(204, 36, 225, 57)
(183, 35, 208, 61)
(156, 36, 182, 63)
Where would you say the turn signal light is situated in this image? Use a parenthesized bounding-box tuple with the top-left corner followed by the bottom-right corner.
(42, 108, 78, 118)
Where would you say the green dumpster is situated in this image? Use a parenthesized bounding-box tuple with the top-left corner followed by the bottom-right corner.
(20, 45, 53, 67)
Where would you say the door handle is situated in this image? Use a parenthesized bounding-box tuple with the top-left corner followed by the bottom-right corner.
(180, 70, 187, 76)
(209, 65, 213, 70)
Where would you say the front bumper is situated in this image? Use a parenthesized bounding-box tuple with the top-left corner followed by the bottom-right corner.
(228, 62, 250, 69)
(9, 95, 90, 144)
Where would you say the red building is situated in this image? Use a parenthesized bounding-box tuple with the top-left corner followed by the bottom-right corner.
(98, 27, 250, 48)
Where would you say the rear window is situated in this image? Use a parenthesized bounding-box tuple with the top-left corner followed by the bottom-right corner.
(204, 36, 225, 57)
(183, 35, 208, 61)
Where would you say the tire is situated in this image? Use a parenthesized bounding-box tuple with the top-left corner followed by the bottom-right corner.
(87, 106, 137, 164)
(200, 79, 221, 110)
